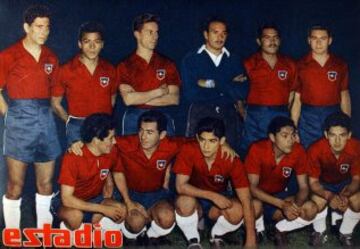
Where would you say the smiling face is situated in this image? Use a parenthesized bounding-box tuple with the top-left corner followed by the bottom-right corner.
(204, 21, 228, 54)
(257, 28, 280, 55)
(24, 17, 50, 45)
(95, 129, 116, 154)
(78, 32, 103, 60)
(325, 126, 351, 155)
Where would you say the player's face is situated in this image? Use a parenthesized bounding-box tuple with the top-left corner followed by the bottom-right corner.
(325, 126, 351, 154)
(139, 121, 163, 151)
(78, 32, 104, 60)
(24, 17, 50, 45)
(135, 22, 159, 51)
(308, 29, 332, 56)
(204, 22, 228, 53)
(271, 126, 297, 154)
(97, 129, 116, 154)
(196, 132, 225, 160)
(257, 28, 280, 55)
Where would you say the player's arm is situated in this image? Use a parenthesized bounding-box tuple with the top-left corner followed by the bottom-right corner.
(51, 96, 68, 122)
(163, 163, 172, 189)
(119, 83, 168, 106)
(61, 184, 124, 221)
(309, 176, 334, 201)
(340, 175, 360, 198)
(111, 94, 117, 107)
(176, 174, 232, 209)
(145, 85, 179, 106)
(288, 91, 295, 109)
(294, 174, 309, 206)
(102, 173, 114, 198)
(340, 90, 351, 117)
(290, 92, 302, 127)
(235, 187, 256, 248)
(0, 89, 8, 115)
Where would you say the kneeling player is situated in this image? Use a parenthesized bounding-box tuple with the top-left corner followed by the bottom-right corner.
(51, 114, 126, 233)
(245, 116, 317, 247)
(308, 112, 360, 247)
(174, 117, 256, 249)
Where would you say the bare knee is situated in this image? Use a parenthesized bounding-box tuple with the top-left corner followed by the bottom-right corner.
(36, 178, 53, 195)
(222, 200, 243, 225)
(175, 195, 197, 216)
(151, 201, 175, 229)
(6, 180, 24, 199)
(349, 193, 360, 212)
(126, 210, 147, 233)
(301, 201, 318, 221)
(59, 208, 84, 230)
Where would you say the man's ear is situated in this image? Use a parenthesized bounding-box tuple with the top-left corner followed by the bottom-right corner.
(324, 131, 328, 139)
(220, 136, 226, 145)
(256, 38, 261, 46)
(348, 131, 352, 139)
(328, 36, 333, 46)
(269, 133, 275, 143)
(159, 130, 167, 140)
(23, 23, 30, 34)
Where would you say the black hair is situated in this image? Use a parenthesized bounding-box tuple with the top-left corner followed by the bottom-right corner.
(257, 23, 281, 39)
(196, 117, 225, 139)
(23, 4, 51, 25)
(78, 21, 104, 41)
(202, 16, 228, 33)
(308, 25, 332, 37)
(133, 13, 160, 32)
(81, 113, 115, 143)
(323, 112, 351, 133)
(268, 116, 296, 135)
(137, 110, 167, 133)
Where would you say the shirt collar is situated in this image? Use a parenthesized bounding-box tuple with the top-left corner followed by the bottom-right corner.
(197, 44, 230, 57)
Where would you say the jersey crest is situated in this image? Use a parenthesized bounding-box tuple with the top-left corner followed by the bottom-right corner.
(100, 169, 109, 180)
(156, 69, 166, 80)
(44, 63, 53, 74)
(278, 70, 288, 80)
(327, 71, 337, 82)
(282, 167, 292, 178)
(340, 163, 350, 174)
(214, 174, 225, 183)
(100, 77, 110, 87)
(156, 160, 167, 170)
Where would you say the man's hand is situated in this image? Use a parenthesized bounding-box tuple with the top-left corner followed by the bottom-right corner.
(101, 205, 126, 222)
(220, 142, 238, 162)
(330, 194, 348, 212)
(282, 200, 300, 220)
(212, 193, 232, 209)
(158, 84, 169, 96)
(68, 141, 84, 155)
(233, 74, 247, 83)
(126, 200, 149, 219)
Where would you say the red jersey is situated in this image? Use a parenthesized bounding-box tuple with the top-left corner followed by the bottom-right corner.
(0, 40, 58, 99)
(173, 141, 249, 192)
(52, 55, 118, 117)
(245, 139, 307, 194)
(295, 53, 348, 106)
(116, 135, 185, 192)
(117, 52, 181, 108)
(58, 145, 122, 200)
(308, 138, 360, 184)
(244, 52, 296, 106)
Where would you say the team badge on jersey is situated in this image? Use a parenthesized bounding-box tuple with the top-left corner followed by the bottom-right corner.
(156, 160, 167, 170)
(100, 169, 109, 180)
(214, 175, 225, 183)
(100, 77, 110, 87)
(44, 64, 53, 74)
(340, 163, 350, 174)
(278, 70, 288, 80)
(327, 71, 337, 82)
(282, 167, 292, 178)
(156, 69, 166, 80)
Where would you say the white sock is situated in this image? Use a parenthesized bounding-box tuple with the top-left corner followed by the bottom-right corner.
(99, 217, 122, 231)
(331, 211, 343, 225)
(276, 217, 312, 232)
(146, 220, 175, 238)
(313, 207, 328, 233)
(36, 193, 54, 229)
(3, 195, 21, 228)
(175, 211, 200, 242)
(119, 221, 146, 239)
(339, 208, 360, 235)
(256, 215, 265, 232)
(210, 215, 243, 238)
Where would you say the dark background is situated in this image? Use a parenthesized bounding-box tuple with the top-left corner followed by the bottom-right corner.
(0, 0, 359, 228)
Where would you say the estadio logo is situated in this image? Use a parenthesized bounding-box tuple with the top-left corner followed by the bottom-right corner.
(2, 223, 123, 248)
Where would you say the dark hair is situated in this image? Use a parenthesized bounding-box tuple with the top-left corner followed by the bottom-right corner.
(202, 16, 228, 33)
(196, 117, 225, 139)
(81, 113, 115, 143)
(133, 13, 160, 32)
(78, 21, 104, 41)
(137, 110, 167, 133)
(308, 25, 332, 37)
(257, 23, 281, 39)
(268, 116, 296, 135)
(323, 112, 351, 133)
(23, 4, 51, 25)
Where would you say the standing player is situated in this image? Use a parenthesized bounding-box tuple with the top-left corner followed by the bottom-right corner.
(241, 25, 296, 154)
(51, 114, 126, 232)
(181, 17, 247, 153)
(0, 5, 61, 229)
(174, 117, 256, 249)
(245, 116, 317, 247)
(308, 112, 360, 247)
(51, 22, 118, 146)
(291, 25, 351, 148)
(117, 13, 181, 135)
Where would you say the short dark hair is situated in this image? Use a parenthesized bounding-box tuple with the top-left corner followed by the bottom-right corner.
(202, 16, 228, 33)
(23, 4, 51, 25)
(81, 113, 115, 143)
(133, 13, 160, 32)
(308, 25, 332, 37)
(323, 112, 351, 133)
(78, 22, 104, 41)
(137, 110, 167, 133)
(257, 23, 281, 39)
(268, 116, 296, 135)
(196, 117, 225, 139)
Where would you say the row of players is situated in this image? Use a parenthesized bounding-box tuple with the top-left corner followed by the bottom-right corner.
(0, 4, 353, 247)
(32, 110, 360, 249)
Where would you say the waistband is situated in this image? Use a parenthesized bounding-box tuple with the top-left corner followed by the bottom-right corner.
(9, 99, 50, 107)
(247, 104, 288, 112)
(302, 104, 339, 110)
